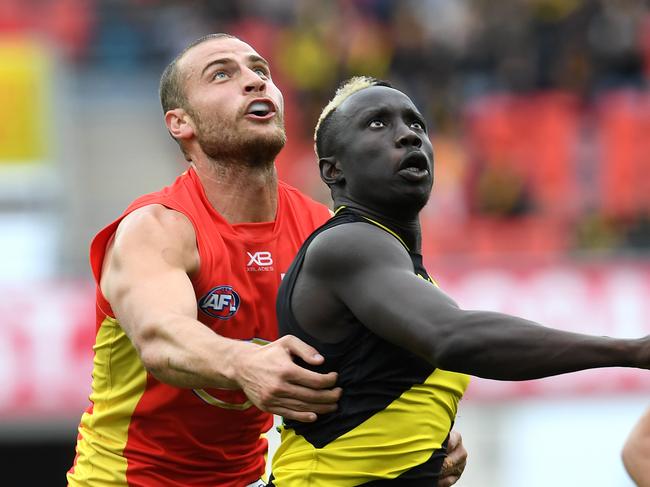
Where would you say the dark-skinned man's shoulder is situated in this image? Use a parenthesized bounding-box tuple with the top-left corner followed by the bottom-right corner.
(302, 220, 414, 282)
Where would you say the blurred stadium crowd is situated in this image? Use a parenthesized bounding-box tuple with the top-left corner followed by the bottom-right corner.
(3, 0, 650, 260)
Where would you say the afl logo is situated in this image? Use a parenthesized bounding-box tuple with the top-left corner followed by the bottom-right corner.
(199, 286, 241, 320)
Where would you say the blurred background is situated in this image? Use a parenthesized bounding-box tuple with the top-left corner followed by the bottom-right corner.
(0, 0, 648, 485)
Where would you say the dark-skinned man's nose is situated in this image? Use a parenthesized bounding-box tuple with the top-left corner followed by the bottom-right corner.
(396, 128, 422, 149)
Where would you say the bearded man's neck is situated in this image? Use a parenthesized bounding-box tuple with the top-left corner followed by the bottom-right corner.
(192, 157, 279, 224)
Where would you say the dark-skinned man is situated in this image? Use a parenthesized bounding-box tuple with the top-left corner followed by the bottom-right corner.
(269, 76, 650, 485)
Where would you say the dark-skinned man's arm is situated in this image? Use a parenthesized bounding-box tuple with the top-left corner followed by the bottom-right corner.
(302, 222, 649, 379)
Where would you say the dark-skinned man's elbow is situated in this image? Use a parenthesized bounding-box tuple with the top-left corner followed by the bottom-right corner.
(426, 315, 476, 372)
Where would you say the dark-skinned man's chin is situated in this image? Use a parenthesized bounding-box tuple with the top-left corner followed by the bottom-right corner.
(399, 191, 431, 215)
(373, 193, 430, 220)
(405, 197, 430, 215)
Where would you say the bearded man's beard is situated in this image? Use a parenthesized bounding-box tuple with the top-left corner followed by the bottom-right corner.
(193, 110, 286, 167)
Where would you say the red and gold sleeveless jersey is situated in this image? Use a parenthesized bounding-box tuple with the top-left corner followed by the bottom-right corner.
(67, 167, 331, 487)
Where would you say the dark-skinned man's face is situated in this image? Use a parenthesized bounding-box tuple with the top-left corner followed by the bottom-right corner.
(330, 86, 434, 216)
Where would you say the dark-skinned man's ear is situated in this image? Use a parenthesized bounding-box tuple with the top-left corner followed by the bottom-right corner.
(319, 156, 345, 186)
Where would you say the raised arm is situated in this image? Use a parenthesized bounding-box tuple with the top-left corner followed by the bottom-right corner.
(101, 204, 340, 421)
(305, 222, 648, 380)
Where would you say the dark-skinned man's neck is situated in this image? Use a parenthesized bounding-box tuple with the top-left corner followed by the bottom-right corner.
(334, 198, 422, 253)
(192, 157, 278, 224)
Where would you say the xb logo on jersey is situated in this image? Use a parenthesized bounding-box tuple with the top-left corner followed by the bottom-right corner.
(247, 251, 273, 266)
(198, 285, 240, 319)
(246, 251, 274, 272)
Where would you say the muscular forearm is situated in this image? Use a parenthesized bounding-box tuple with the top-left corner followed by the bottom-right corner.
(431, 310, 642, 380)
(134, 314, 254, 389)
(136, 319, 342, 420)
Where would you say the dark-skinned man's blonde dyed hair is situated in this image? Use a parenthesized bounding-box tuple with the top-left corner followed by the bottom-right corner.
(314, 76, 392, 159)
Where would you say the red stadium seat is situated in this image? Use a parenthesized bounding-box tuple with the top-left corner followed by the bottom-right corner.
(463, 92, 581, 218)
(420, 214, 571, 262)
(597, 90, 650, 218)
